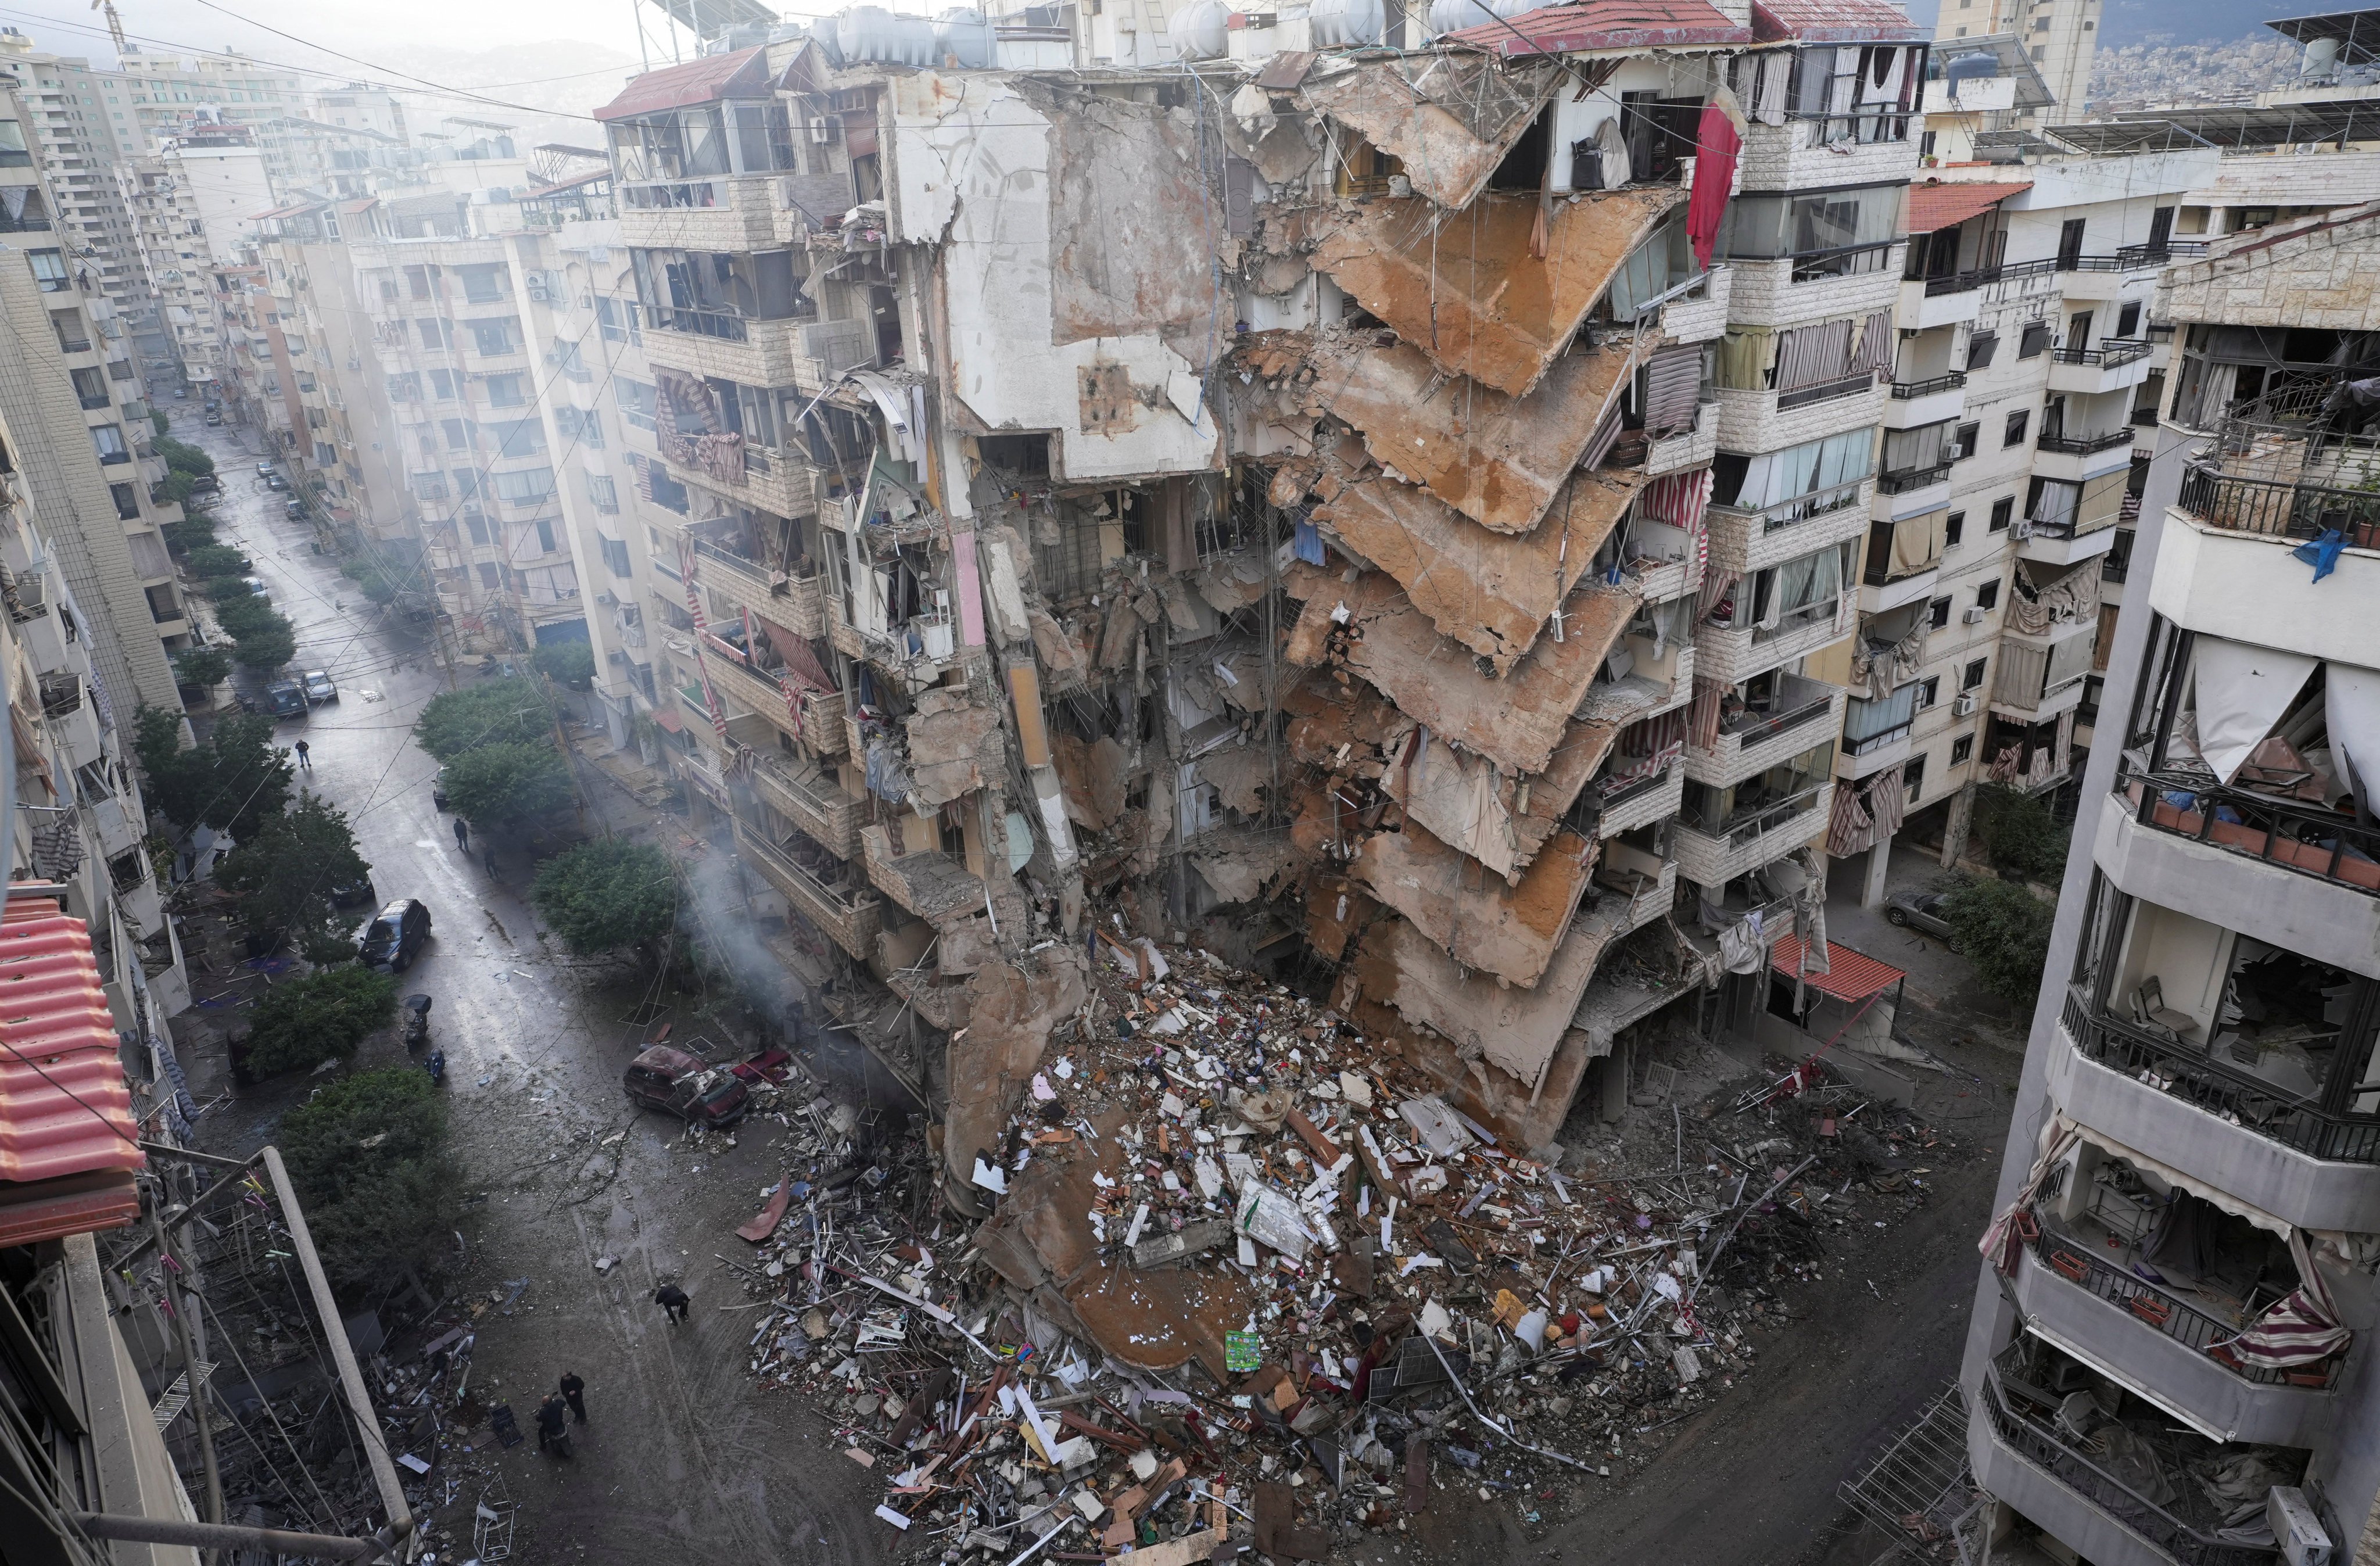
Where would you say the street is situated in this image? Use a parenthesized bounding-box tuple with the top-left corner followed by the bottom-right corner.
(163, 406, 895, 1566)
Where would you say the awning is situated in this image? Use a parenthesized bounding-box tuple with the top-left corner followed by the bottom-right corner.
(1445, 0, 1749, 57)
(594, 45, 770, 122)
(1907, 180, 2031, 234)
(652, 707, 686, 734)
(1751, 0, 1931, 44)
(0, 893, 144, 1247)
(1769, 936, 1904, 1002)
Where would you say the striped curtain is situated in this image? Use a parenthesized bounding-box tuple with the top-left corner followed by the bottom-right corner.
(1851, 308, 1896, 376)
(678, 540, 731, 741)
(1775, 317, 1854, 391)
(1687, 676, 1727, 752)
(1697, 568, 1739, 625)
(1826, 764, 1904, 857)
(1640, 467, 1713, 531)
(1643, 346, 1704, 438)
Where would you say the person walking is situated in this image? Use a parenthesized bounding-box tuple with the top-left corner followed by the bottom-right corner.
(560, 1371, 586, 1424)
(535, 1393, 567, 1454)
(452, 816, 469, 852)
(654, 1283, 690, 1325)
(293, 738, 311, 769)
(483, 843, 499, 878)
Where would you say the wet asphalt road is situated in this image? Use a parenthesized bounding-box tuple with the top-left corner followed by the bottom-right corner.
(170, 407, 894, 1566)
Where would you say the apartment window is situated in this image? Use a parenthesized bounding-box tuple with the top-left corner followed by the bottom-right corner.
(28, 248, 69, 291)
(314, 440, 335, 468)
(587, 474, 619, 514)
(411, 471, 449, 501)
(1929, 596, 1951, 630)
(485, 374, 526, 409)
(467, 317, 517, 357)
(442, 417, 472, 450)
(386, 371, 421, 402)
(1976, 579, 1999, 611)
(532, 518, 558, 554)
(416, 318, 447, 349)
(456, 262, 507, 304)
(490, 467, 555, 504)
(70, 365, 108, 408)
(2116, 300, 2141, 338)
(491, 418, 544, 460)
(1962, 657, 1987, 691)
(476, 562, 501, 590)
(405, 263, 433, 300)
(2003, 410, 2030, 447)
(618, 378, 656, 431)
(1944, 511, 1965, 548)
(1952, 421, 1980, 461)
(1919, 130, 1937, 156)
(2018, 321, 2051, 358)
(107, 481, 139, 521)
(89, 424, 129, 464)
(464, 514, 490, 545)
(1951, 734, 1974, 765)
(1988, 496, 2013, 532)
(429, 368, 457, 399)
(600, 536, 630, 576)
(1920, 675, 1941, 708)
(1904, 752, 1927, 801)
(1965, 332, 1998, 371)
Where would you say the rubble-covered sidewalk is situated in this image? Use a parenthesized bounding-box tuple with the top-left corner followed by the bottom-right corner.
(716, 940, 1960, 1561)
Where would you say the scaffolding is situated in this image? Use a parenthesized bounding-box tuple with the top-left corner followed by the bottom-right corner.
(1837, 1383, 1989, 1564)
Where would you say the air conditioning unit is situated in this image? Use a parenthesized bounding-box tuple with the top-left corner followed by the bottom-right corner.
(596, 591, 616, 606)
(607, 648, 628, 665)
(1963, 605, 1988, 624)
(2269, 1487, 2333, 1566)
(525, 276, 549, 303)
(2010, 519, 2034, 539)
(1952, 693, 1977, 717)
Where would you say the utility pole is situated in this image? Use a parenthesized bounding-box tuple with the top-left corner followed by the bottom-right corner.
(149, 1205, 224, 1551)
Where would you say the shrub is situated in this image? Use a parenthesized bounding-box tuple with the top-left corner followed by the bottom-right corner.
(1972, 783, 2070, 883)
(241, 966, 396, 1078)
(439, 740, 572, 822)
(173, 646, 231, 691)
(1940, 875, 2057, 1011)
(185, 545, 249, 579)
(532, 640, 596, 690)
(413, 679, 555, 760)
(532, 839, 679, 955)
(280, 1068, 462, 1288)
(217, 796, 372, 959)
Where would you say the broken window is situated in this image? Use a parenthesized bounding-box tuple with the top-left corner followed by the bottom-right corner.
(1720, 182, 1905, 269)
(1682, 739, 1833, 841)
(1331, 132, 1404, 198)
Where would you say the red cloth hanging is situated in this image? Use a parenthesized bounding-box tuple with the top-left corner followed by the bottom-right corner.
(1686, 101, 1741, 270)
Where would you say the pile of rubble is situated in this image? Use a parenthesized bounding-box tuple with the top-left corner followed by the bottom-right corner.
(720, 940, 1953, 1560)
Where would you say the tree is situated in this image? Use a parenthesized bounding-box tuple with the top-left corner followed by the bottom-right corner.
(184, 544, 248, 579)
(241, 966, 396, 1078)
(173, 646, 231, 693)
(279, 1067, 462, 1288)
(149, 408, 170, 438)
(1972, 783, 2070, 884)
(131, 703, 292, 841)
(163, 513, 218, 553)
(227, 615, 297, 673)
(440, 740, 572, 823)
(197, 574, 255, 600)
(212, 592, 275, 635)
(217, 795, 371, 959)
(532, 838, 679, 955)
(153, 435, 214, 478)
(532, 640, 596, 690)
(1940, 875, 2057, 1010)
(413, 679, 555, 760)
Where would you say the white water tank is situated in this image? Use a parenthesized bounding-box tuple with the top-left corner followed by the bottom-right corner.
(834, 6, 934, 65)
(1426, 0, 1535, 37)
(934, 7, 996, 67)
(1311, 0, 1389, 48)
(1169, 0, 1231, 60)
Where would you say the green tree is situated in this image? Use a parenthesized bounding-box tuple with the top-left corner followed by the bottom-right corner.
(163, 513, 218, 553)
(241, 966, 397, 1078)
(131, 703, 292, 841)
(1941, 875, 2057, 1010)
(217, 795, 372, 959)
(413, 679, 554, 760)
(1971, 783, 2070, 883)
(440, 740, 572, 823)
(279, 1067, 462, 1288)
(173, 646, 231, 693)
(212, 592, 275, 635)
(197, 574, 255, 600)
(149, 408, 170, 438)
(532, 838, 679, 956)
(184, 544, 249, 578)
(347, 562, 397, 604)
(531, 640, 596, 690)
(227, 615, 297, 673)
(153, 435, 214, 477)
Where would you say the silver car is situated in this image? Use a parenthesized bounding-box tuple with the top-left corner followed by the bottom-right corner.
(1884, 888, 1956, 947)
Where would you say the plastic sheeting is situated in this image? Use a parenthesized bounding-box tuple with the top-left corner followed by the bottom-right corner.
(2325, 661, 2380, 800)
(2192, 639, 2317, 785)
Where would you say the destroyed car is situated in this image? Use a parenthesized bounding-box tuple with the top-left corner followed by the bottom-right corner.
(623, 1047, 749, 1128)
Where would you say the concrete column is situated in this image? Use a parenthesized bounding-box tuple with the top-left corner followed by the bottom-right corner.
(1940, 780, 1977, 870)
(1861, 834, 1894, 908)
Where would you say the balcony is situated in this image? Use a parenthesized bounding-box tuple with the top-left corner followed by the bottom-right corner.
(733, 816, 881, 961)
(2177, 461, 2380, 554)
(1715, 374, 1882, 456)
(1673, 783, 1830, 887)
(744, 748, 865, 859)
(2048, 339, 2155, 396)
(666, 440, 824, 521)
(705, 649, 848, 755)
(2055, 242, 2210, 301)
(1726, 246, 1903, 331)
(1643, 400, 1718, 478)
(1738, 114, 1916, 195)
(2035, 427, 2137, 483)
(1697, 591, 1852, 686)
(1591, 759, 1685, 841)
(1884, 370, 1965, 428)
(1859, 510, 1945, 614)
(862, 825, 987, 929)
(618, 175, 784, 252)
(689, 539, 828, 638)
(640, 306, 862, 396)
(1686, 674, 1842, 787)
(1973, 1347, 2294, 1566)
(1837, 687, 1916, 780)
(1655, 264, 1730, 345)
(1705, 478, 1870, 576)
(2009, 1216, 2336, 1447)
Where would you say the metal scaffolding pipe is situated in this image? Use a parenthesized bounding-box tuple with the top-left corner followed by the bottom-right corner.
(66, 1510, 389, 1561)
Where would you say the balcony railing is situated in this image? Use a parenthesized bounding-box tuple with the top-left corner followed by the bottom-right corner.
(1877, 462, 1952, 495)
(1785, 110, 1912, 146)
(2101, 552, 2131, 583)
(1843, 718, 1913, 757)
(2177, 462, 2380, 551)
(38, 673, 81, 716)
(2056, 241, 2211, 271)
(1775, 370, 1879, 411)
(643, 303, 751, 342)
(1689, 783, 1828, 848)
(2061, 987, 2380, 1164)
(1720, 689, 1834, 746)
(2049, 339, 2152, 369)
(1790, 241, 1898, 283)
(2036, 428, 2134, 456)
(2023, 1214, 2339, 1388)
(1981, 1367, 2282, 1566)
(1752, 593, 1845, 647)
(1717, 478, 1865, 535)
(1889, 371, 1966, 399)
(1917, 256, 2057, 296)
(2127, 766, 2380, 896)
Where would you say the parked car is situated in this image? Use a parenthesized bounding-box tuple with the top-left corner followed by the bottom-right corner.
(187, 471, 221, 494)
(264, 472, 288, 492)
(1883, 889, 1957, 947)
(172, 387, 188, 399)
(241, 576, 271, 600)
(623, 1047, 750, 1128)
(284, 499, 306, 521)
(203, 411, 224, 426)
(255, 461, 274, 477)
(263, 680, 306, 719)
(300, 669, 337, 704)
(329, 871, 375, 908)
(354, 898, 432, 972)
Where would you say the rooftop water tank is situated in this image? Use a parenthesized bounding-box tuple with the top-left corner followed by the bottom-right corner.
(934, 7, 996, 67)
(835, 6, 934, 66)
(1311, 0, 1388, 48)
(1169, 0, 1231, 60)
(1425, 0, 1533, 38)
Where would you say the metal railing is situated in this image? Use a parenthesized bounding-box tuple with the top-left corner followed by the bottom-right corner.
(1692, 783, 1829, 849)
(1751, 593, 1847, 646)
(2056, 241, 2212, 271)
(2101, 553, 2130, 583)
(2036, 428, 2134, 456)
(1777, 370, 1878, 411)
(2050, 339, 2153, 369)
(2177, 462, 2380, 550)
(1890, 371, 1966, 399)
(1843, 719, 1913, 757)
(1981, 1369, 2282, 1566)
(1721, 690, 1834, 747)
(1716, 478, 1865, 535)
(2128, 765, 2380, 897)
(1786, 109, 1913, 146)
(643, 303, 751, 342)
(1877, 462, 1952, 495)
(2023, 1215, 2336, 1388)
(1917, 256, 2057, 296)
(2061, 987, 2380, 1164)
(1790, 241, 1899, 283)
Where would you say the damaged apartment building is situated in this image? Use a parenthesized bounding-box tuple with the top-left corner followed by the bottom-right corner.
(574, 0, 1938, 1207)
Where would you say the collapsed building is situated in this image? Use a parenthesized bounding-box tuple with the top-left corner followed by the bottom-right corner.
(574, 0, 1928, 1227)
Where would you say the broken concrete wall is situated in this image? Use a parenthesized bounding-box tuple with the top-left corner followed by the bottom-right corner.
(905, 689, 1008, 806)
(1379, 718, 1614, 884)
(1351, 825, 1597, 987)
(1297, 55, 1562, 210)
(944, 947, 1088, 1214)
(1345, 913, 1612, 1095)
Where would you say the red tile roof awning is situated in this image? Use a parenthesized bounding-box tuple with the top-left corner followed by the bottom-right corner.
(0, 895, 144, 1246)
(1446, 0, 1750, 56)
(1907, 180, 2032, 234)
(1768, 935, 1905, 1004)
(1751, 0, 1931, 43)
(652, 707, 687, 734)
(594, 46, 770, 122)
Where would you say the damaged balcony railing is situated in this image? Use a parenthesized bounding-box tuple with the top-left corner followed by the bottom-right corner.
(1720, 686, 1834, 747)
(2125, 765, 2380, 896)
(643, 303, 750, 342)
(2177, 463, 2380, 551)
(2021, 1213, 2339, 1388)
(2060, 987, 2380, 1164)
(1790, 240, 1898, 283)
(1876, 462, 1952, 496)
(1691, 783, 1827, 850)
(1981, 1361, 2283, 1566)
(1718, 478, 1864, 536)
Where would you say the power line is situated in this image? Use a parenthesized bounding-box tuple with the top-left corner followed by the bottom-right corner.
(190, 0, 611, 122)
